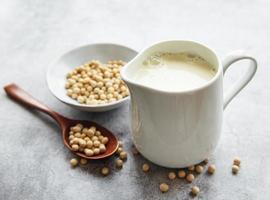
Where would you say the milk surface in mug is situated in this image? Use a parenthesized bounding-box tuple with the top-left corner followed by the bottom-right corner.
(132, 52, 216, 91)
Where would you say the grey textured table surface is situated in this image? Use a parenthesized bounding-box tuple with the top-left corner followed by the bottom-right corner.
(0, 0, 269, 199)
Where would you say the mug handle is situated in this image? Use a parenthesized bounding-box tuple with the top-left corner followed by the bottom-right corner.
(222, 50, 257, 109)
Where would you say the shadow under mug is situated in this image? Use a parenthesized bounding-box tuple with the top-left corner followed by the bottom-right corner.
(121, 40, 257, 168)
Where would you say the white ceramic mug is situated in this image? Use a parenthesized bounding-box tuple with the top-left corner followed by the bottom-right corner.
(121, 40, 257, 168)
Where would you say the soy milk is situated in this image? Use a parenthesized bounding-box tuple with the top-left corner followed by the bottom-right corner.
(133, 52, 216, 91)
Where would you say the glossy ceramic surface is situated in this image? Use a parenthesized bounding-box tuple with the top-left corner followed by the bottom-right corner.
(121, 40, 257, 168)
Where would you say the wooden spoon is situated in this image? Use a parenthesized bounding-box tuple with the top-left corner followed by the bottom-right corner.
(4, 83, 119, 159)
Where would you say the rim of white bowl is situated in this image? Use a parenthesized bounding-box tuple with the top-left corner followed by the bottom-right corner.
(46, 43, 137, 109)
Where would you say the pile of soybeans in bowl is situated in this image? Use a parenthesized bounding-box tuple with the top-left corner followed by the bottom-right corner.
(65, 60, 129, 105)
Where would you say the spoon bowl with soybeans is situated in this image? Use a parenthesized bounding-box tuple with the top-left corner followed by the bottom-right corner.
(4, 83, 119, 159)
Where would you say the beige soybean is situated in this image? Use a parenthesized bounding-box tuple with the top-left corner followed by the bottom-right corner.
(142, 163, 150, 172)
(159, 183, 169, 193)
(71, 144, 79, 151)
(70, 158, 78, 167)
(101, 137, 109, 144)
(93, 148, 100, 155)
(72, 126, 82, 132)
(191, 186, 200, 196)
(207, 164, 216, 174)
(186, 174, 195, 183)
(101, 167, 110, 176)
(84, 149, 94, 156)
(74, 132, 81, 138)
(233, 157, 241, 166)
(178, 170, 186, 178)
(69, 131, 74, 135)
(78, 139, 86, 147)
(119, 151, 128, 160)
(168, 172, 176, 180)
(86, 140, 93, 148)
(89, 126, 96, 133)
(86, 129, 94, 137)
(117, 147, 123, 155)
(98, 135, 104, 141)
(195, 165, 204, 174)
(232, 165, 240, 174)
(116, 159, 124, 168)
(95, 131, 101, 136)
(93, 140, 101, 147)
(99, 144, 106, 153)
(92, 136, 98, 141)
(69, 135, 74, 140)
(69, 139, 75, 145)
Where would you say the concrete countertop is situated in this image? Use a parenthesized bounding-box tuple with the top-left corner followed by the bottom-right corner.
(0, 0, 269, 199)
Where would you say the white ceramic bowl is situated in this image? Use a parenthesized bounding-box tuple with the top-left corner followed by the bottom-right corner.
(46, 43, 137, 112)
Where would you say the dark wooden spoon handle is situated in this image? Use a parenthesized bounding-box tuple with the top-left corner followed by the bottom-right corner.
(4, 83, 65, 126)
